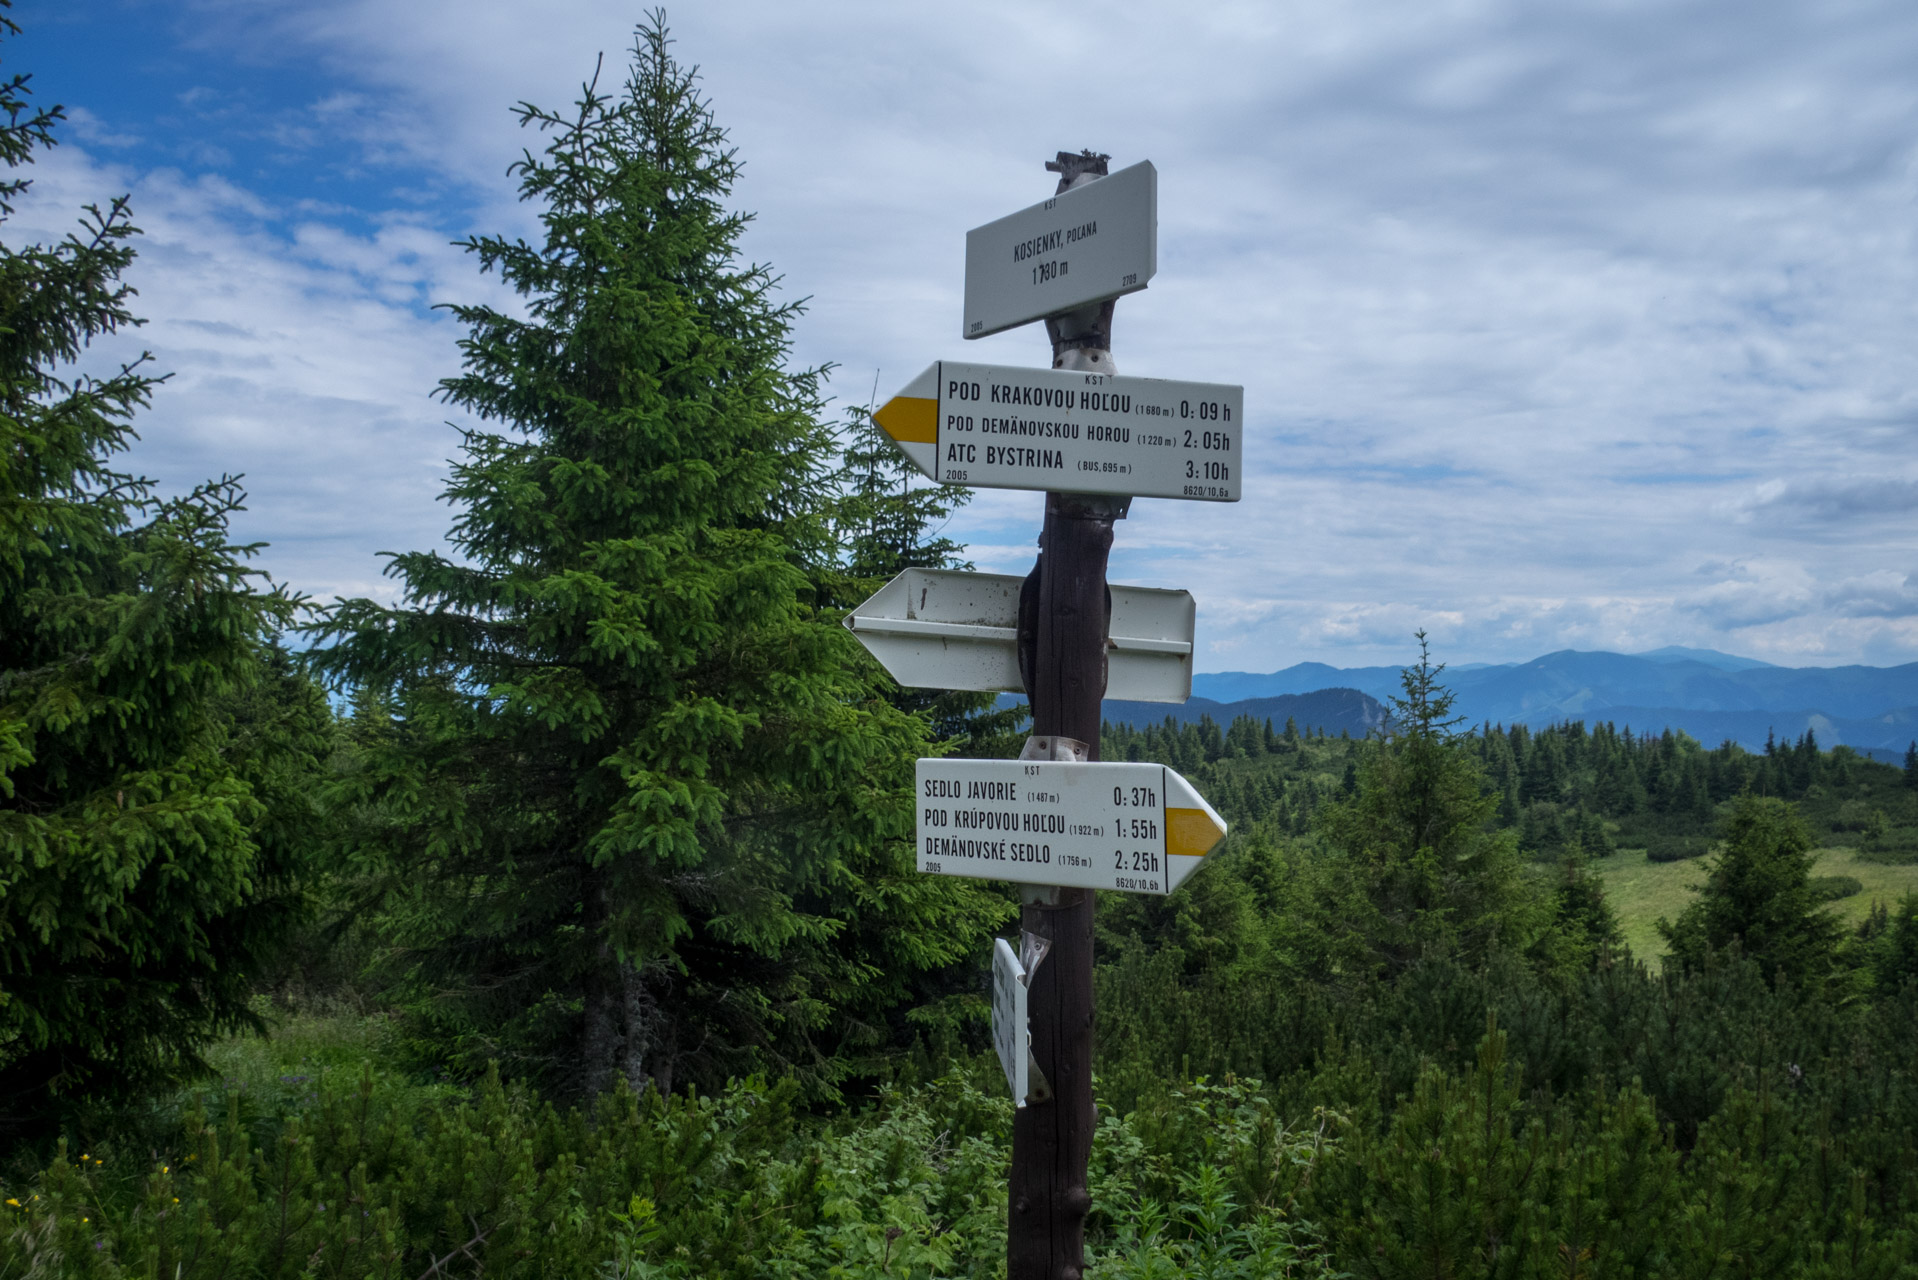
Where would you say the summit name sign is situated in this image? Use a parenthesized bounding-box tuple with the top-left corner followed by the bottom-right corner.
(963, 159, 1156, 339)
(872, 360, 1244, 502)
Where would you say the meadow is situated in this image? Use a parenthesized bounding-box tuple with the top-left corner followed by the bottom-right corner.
(1596, 843, 1918, 959)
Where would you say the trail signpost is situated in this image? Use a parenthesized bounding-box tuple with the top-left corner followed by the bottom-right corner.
(864, 150, 1243, 1280)
(872, 360, 1243, 500)
(917, 759, 1225, 894)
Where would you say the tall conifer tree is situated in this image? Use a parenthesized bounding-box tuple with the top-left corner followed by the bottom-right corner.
(1315, 634, 1539, 974)
(1659, 794, 1840, 986)
(311, 22, 1005, 1097)
(0, 15, 325, 1130)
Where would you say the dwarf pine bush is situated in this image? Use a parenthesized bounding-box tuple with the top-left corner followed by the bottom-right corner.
(0, 1031, 1355, 1280)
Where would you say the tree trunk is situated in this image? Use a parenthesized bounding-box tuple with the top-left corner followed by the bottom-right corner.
(579, 880, 666, 1098)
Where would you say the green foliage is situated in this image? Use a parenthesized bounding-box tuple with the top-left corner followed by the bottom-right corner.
(1660, 795, 1844, 985)
(0, 1033, 1346, 1280)
(306, 22, 1007, 1100)
(1467, 720, 1918, 854)
(1306, 1014, 1918, 1279)
(1856, 892, 1918, 992)
(1085, 1077, 1343, 1279)
(1314, 1018, 1677, 1279)
(11, 4, 1918, 1262)
(1314, 634, 1538, 974)
(1516, 800, 1615, 861)
(21, 624, 1918, 1273)
(0, 18, 326, 1130)
(0, 1051, 1014, 1279)
(1645, 833, 1711, 862)
(1529, 856, 1623, 977)
(1859, 821, 1918, 863)
(1092, 645, 1918, 1277)
(1835, 799, 1878, 832)
(25, 978, 1918, 1280)
(831, 403, 970, 586)
(1810, 874, 1864, 902)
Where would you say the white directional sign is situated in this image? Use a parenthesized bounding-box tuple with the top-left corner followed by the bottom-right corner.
(964, 161, 1157, 340)
(916, 759, 1226, 895)
(844, 568, 1196, 703)
(991, 939, 1030, 1107)
(873, 361, 1243, 502)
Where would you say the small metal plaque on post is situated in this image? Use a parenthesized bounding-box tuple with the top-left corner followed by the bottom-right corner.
(991, 938, 1030, 1106)
(963, 160, 1157, 340)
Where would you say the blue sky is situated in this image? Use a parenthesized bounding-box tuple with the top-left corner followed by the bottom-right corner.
(14, 0, 1918, 670)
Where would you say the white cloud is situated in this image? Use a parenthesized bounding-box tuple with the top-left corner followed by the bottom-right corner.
(26, 0, 1918, 669)
(1721, 476, 1918, 525)
(9, 146, 512, 603)
(63, 106, 140, 149)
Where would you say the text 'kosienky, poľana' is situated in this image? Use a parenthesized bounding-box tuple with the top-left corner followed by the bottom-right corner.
(1009, 220, 1097, 263)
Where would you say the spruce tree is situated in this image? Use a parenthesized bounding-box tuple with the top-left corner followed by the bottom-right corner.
(1528, 856, 1624, 975)
(1870, 891, 1918, 992)
(1315, 633, 1539, 974)
(0, 18, 325, 1130)
(1659, 795, 1841, 986)
(309, 22, 1005, 1097)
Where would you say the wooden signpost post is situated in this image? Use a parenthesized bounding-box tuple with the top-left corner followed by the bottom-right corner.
(850, 150, 1241, 1280)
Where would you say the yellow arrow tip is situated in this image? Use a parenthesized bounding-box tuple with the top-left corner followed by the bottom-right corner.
(1167, 807, 1226, 859)
(874, 395, 937, 444)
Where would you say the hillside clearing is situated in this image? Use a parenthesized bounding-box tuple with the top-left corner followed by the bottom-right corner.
(1592, 846, 1918, 962)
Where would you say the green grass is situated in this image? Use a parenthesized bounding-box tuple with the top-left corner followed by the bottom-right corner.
(1592, 846, 1918, 964)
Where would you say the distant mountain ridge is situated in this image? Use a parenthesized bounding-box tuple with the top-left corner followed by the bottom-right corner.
(1633, 646, 1778, 671)
(1188, 649, 1918, 756)
(1101, 687, 1389, 736)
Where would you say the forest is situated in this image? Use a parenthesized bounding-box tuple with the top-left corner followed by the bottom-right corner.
(5, 13, 1918, 1278)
